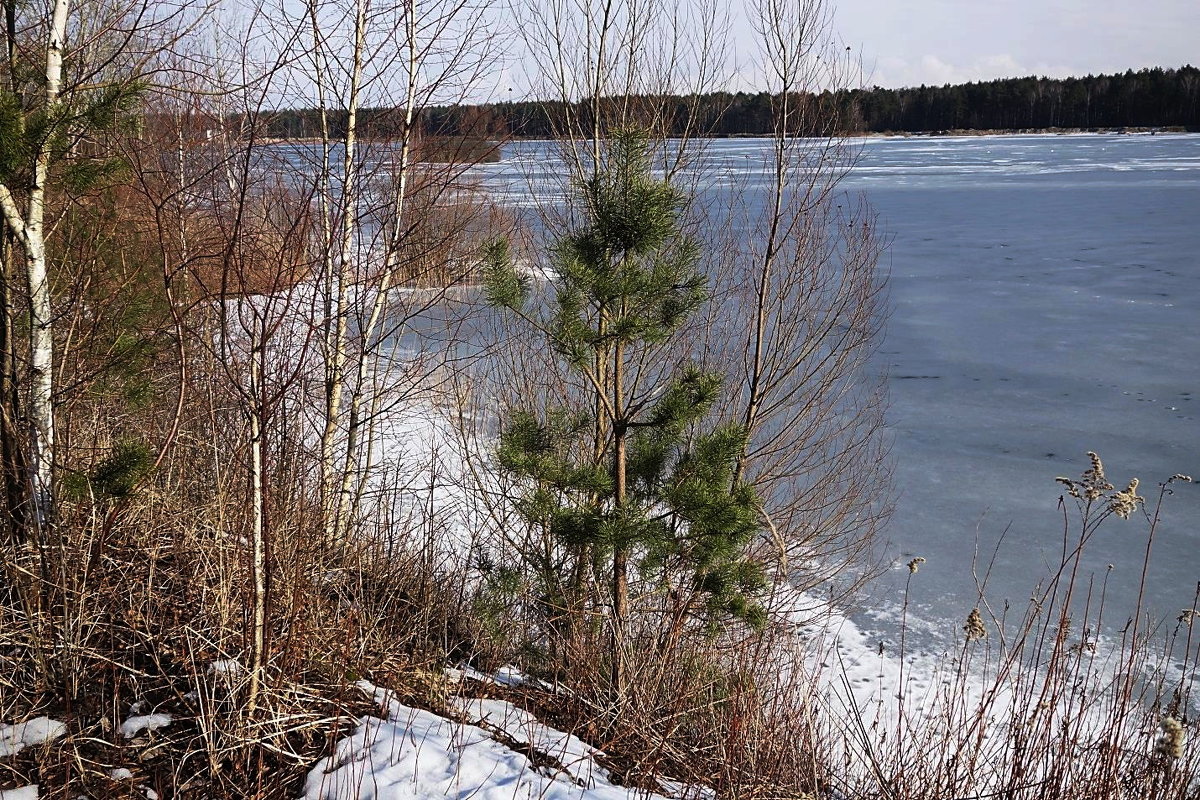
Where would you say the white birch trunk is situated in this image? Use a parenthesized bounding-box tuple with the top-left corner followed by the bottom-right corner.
(3, 0, 71, 529)
(309, 0, 337, 543)
(246, 331, 267, 717)
(320, 0, 367, 545)
(334, 0, 418, 531)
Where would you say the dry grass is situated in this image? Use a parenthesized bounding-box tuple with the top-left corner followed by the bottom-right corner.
(3, 360, 1198, 800)
(1, 129, 1194, 800)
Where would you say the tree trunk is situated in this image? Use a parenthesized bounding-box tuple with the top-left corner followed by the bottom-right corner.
(23, 0, 71, 530)
(609, 334, 627, 703)
(247, 332, 268, 718)
(319, 0, 365, 546)
(334, 0, 417, 533)
(0, 232, 25, 540)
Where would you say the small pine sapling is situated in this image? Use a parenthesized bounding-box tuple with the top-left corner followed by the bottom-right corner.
(485, 130, 767, 697)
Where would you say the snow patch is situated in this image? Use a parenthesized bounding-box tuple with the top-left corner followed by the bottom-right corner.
(209, 658, 243, 675)
(208, 659, 245, 682)
(447, 664, 553, 691)
(0, 717, 67, 757)
(0, 787, 39, 800)
(451, 697, 608, 787)
(120, 713, 172, 739)
(301, 681, 687, 800)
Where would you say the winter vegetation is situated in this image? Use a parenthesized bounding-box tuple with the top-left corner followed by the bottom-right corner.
(0, 0, 1196, 798)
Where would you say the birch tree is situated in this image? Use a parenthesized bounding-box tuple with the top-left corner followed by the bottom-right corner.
(0, 0, 71, 530)
(177, 0, 501, 711)
(285, 0, 500, 544)
(0, 0, 191, 532)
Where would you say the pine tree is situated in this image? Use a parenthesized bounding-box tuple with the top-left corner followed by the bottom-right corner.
(485, 130, 766, 701)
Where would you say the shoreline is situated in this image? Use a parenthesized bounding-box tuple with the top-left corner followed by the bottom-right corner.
(854, 125, 1193, 138)
(257, 125, 1195, 148)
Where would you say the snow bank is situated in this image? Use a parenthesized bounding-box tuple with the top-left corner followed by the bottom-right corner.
(302, 681, 685, 800)
(451, 697, 608, 788)
(0, 717, 66, 757)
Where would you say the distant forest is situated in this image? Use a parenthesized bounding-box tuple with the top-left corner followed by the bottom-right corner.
(264, 65, 1200, 140)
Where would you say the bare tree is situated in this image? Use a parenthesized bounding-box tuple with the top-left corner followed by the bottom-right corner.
(721, 0, 890, 601)
(145, 0, 504, 714)
(275, 0, 501, 545)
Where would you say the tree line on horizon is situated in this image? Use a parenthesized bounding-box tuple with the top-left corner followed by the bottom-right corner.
(257, 65, 1199, 140)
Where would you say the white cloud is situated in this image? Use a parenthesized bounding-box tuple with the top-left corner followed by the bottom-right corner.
(833, 0, 1199, 89)
(865, 53, 1083, 89)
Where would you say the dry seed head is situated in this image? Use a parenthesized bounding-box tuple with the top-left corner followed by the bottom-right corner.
(1108, 478, 1143, 520)
(1079, 450, 1115, 495)
(1179, 609, 1198, 627)
(907, 557, 926, 574)
(1156, 716, 1185, 759)
(1055, 477, 1081, 499)
(1169, 474, 1193, 484)
(964, 607, 987, 641)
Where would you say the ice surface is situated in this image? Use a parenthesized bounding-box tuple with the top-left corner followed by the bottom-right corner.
(0, 717, 67, 757)
(849, 133, 1200, 644)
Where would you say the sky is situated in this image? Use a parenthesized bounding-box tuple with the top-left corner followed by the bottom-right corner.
(488, 0, 1198, 101)
(827, 0, 1199, 88)
(257, 0, 1198, 105)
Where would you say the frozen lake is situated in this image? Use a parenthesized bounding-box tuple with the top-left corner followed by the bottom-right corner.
(845, 134, 1200, 641)
(477, 133, 1200, 643)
